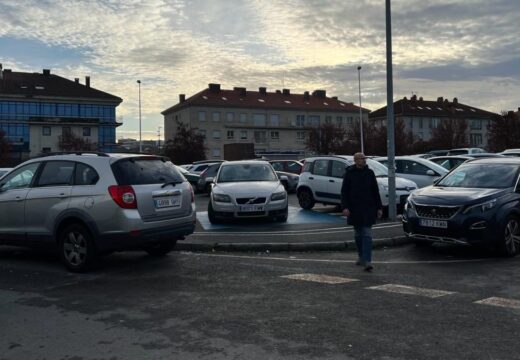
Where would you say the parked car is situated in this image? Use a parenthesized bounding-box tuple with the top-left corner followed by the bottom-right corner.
(188, 162, 220, 175)
(374, 156, 449, 188)
(208, 160, 288, 223)
(0, 153, 196, 272)
(175, 165, 200, 189)
(197, 163, 223, 194)
(425, 150, 450, 158)
(499, 149, 520, 157)
(276, 170, 299, 193)
(296, 155, 417, 214)
(269, 160, 303, 175)
(447, 147, 486, 155)
(430, 154, 505, 171)
(0, 168, 13, 179)
(403, 158, 520, 256)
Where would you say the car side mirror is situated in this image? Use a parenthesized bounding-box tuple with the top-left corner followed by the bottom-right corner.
(426, 170, 436, 176)
(207, 177, 214, 183)
(279, 175, 288, 182)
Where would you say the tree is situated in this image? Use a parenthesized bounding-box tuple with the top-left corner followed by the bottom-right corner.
(487, 111, 520, 152)
(162, 120, 207, 164)
(428, 118, 469, 149)
(0, 129, 10, 166)
(58, 131, 98, 152)
(305, 122, 348, 155)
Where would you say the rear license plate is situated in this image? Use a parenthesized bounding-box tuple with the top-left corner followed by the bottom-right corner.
(239, 205, 264, 212)
(419, 219, 447, 228)
(154, 196, 181, 209)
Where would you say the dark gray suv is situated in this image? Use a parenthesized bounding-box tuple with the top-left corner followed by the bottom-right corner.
(0, 153, 196, 272)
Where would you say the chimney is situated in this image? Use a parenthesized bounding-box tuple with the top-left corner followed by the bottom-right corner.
(43, 69, 51, 76)
(312, 90, 326, 98)
(332, 96, 338, 100)
(234, 87, 247, 96)
(403, 96, 408, 101)
(179, 94, 186, 103)
(282, 88, 290, 96)
(74, 78, 79, 83)
(419, 96, 423, 102)
(453, 97, 458, 104)
(304, 91, 310, 100)
(208, 83, 220, 92)
(275, 90, 281, 94)
(518, 107, 520, 112)
(411, 94, 417, 101)
(259, 87, 267, 95)
(85, 76, 90, 88)
(437, 97, 443, 103)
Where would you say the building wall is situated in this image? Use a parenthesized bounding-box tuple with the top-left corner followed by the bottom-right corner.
(30, 124, 98, 155)
(164, 105, 367, 159)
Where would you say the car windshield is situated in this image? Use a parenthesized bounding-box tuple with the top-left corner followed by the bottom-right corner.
(366, 159, 388, 177)
(436, 163, 520, 188)
(217, 163, 277, 182)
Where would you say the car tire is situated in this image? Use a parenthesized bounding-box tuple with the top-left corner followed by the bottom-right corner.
(205, 183, 212, 194)
(145, 240, 177, 256)
(498, 215, 520, 257)
(59, 223, 97, 273)
(276, 206, 289, 222)
(297, 188, 315, 210)
(208, 201, 221, 224)
(281, 181, 289, 191)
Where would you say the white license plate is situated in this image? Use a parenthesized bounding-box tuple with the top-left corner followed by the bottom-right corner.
(239, 205, 264, 212)
(419, 219, 448, 228)
(154, 196, 181, 209)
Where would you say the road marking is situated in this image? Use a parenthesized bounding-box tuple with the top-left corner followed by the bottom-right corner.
(281, 273, 359, 284)
(474, 297, 520, 310)
(367, 284, 455, 298)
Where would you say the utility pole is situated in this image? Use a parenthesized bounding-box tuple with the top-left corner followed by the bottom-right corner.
(386, 0, 397, 221)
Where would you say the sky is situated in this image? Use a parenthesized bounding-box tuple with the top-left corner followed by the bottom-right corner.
(1, 0, 519, 140)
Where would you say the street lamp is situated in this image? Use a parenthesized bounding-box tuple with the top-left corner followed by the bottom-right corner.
(357, 66, 364, 153)
(137, 80, 142, 153)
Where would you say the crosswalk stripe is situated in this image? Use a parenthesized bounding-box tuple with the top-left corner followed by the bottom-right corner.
(474, 297, 520, 310)
(366, 284, 455, 298)
(281, 273, 359, 284)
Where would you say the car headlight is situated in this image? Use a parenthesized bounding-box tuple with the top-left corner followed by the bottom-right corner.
(271, 191, 287, 201)
(213, 193, 231, 203)
(404, 198, 415, 211)
(463, 199, 497, 214)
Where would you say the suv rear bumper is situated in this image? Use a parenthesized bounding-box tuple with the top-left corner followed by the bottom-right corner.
(96, 222, 195, 252)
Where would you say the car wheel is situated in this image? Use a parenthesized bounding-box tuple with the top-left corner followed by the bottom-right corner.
(499, 215, 520, 257)
(281, 181, 289, 191)
(205, 183, 212, 194)
(276, 206, 288, 222)
(208, 201, 221, 224)
(59, 223, 97, 273)
(145, 240, 177, 256)
(298, 188, 315, 210)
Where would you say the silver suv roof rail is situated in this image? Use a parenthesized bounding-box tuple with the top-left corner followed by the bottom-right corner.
(35, 151, 110, 158)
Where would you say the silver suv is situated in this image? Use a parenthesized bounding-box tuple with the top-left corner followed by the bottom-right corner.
(0, 153, 196, 272)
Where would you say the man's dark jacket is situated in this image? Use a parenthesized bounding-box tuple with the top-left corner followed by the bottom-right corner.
(341, 164, 383, 226)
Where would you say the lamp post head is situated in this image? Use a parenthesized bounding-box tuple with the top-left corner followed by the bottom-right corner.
(357, 66, 362, 71)
(137, 80, 141, 84)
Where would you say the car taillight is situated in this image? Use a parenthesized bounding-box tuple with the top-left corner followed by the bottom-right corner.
(189, 184, 195, 203)
(108, 185, 137, 209)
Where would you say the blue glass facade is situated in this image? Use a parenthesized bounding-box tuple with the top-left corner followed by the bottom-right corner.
(0, 100, 118, 152)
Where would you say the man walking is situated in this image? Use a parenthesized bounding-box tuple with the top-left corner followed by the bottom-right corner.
(341, 152, 383, 272)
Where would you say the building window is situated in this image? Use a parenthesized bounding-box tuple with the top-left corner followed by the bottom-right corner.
(62, 126, 71, 136)
(254, 131, 267, 143)
(227, 130, 234, 140)
(42, 126, 51, 136)
(408, 117, 413, 129)
(336, 116, 342, 127)
(417, 132, 423, 140)
(83, 127, 91, 137)
(308, 115, 320, 126)
(296, 131, 306, 143)
(198, 129, 206, 139)
(226, 112, 234, 122)
(212, 112, 220, 122)
(429, 118, 439, 129)
(42, 147, 51, 153)
(470, 133, 483, 146)
(346, 116, 353, 126)
(198, 111, 206, 122)
(271, 131, 279, 140)
(470, 119, 482, 130)
(239, 113, 248, 123)
(325, 116, 332, 124)
(240, 130, 248, 140)
(212, 148, 221, 157)
(419, 118, 423, 129)
(296, 115, 305, 127)
(253, 114, 266, 127)
(270, 114, 280, 127)
(212, 130, 221, 139)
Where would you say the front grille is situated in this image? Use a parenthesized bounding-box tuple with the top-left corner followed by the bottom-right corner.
(415, 205, 460, 219)
(236, 197, 266, 205)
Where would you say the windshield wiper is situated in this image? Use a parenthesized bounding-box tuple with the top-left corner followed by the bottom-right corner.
(161, 181, 183, 188)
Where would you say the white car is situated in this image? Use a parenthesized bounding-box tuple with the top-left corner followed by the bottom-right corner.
(374, 156, 449, 188)
(188, 162, 219, 175)
(296, 156, 417, 213)
(208, 161, 288, 223)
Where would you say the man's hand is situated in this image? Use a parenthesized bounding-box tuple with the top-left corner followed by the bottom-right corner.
(377, 209, 383, 219)
(342, 208, 350, 217)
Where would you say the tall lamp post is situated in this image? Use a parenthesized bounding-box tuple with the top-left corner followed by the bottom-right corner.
(137, 80, 142, 153)
(357, 66, 364, 153)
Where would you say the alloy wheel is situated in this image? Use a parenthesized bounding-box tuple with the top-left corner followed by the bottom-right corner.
(504, 218, 520, 255)
(63, 231, 87, 266)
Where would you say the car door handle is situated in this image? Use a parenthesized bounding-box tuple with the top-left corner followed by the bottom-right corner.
(329, 179, 335, 183)
(59, 193, 69, 198)
(309, 177, 314, 180)
(15, 196, 23, 202)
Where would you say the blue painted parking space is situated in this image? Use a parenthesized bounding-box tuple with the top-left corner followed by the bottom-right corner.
(197, 205, 346, 230)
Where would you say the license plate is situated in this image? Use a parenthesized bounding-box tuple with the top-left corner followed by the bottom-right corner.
(154, 196, 181, 209)
(239, 205, 264, 212)
(419, 219, 447, 228)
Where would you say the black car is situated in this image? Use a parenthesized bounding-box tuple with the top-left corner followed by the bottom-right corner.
(403, 158, 520, 256)
(196, 163, 223, 194)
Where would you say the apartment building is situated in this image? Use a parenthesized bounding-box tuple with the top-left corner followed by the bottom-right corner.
(369, 95, 498, 148)
(0, 65, 122, 163)
(162, 84, 368, 160)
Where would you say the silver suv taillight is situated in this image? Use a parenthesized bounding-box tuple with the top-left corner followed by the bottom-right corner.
(108, 185, 137, 209)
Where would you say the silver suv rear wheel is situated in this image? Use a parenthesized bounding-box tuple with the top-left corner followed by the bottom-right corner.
(59, 224, 97, 272)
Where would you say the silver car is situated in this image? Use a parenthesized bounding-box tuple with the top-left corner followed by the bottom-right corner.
(0, 153, 196, 272)
(375, 156, 449, 188)
(208, 160, 288, 223)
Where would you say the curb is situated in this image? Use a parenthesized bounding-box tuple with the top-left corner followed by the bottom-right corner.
(175, 236, 411, 252)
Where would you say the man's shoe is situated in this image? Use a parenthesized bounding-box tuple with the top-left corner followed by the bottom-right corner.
(355, 258, 364, 266)
(364, 263, 374, 272)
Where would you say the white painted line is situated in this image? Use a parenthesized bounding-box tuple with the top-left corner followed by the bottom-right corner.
(367, 284, 455, 298)
(281, 273, 359, 284)
(474, 297, 520, 310)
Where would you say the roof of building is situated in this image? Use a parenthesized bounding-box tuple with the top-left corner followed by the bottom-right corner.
(0, 67, 122, 103)
(161, 84, 367, 115)
(369, 95, 497, 119)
